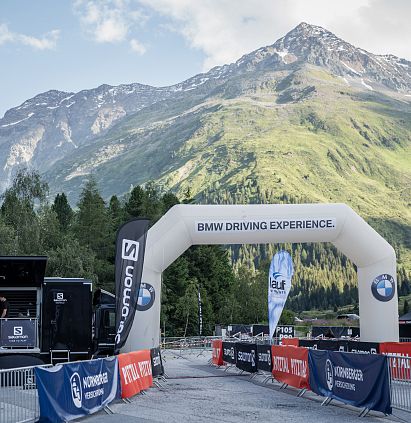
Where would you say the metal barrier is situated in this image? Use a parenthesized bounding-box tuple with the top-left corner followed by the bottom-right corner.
(0, 363, 52, 423)
(387, 354, 411, 412)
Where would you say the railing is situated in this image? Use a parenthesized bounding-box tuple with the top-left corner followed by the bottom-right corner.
(0, 363, 52, 423)
(387, 354, 411, 412)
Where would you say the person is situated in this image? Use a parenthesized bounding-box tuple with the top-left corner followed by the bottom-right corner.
(0, 295, 9, 318)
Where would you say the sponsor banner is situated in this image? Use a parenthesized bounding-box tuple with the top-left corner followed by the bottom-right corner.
(114, 219, 149, 351)
(380, 342, 411, 381)
(311, 326, 360, 338)
(299, 339, 318, 349)
(271, 346, 310, 389)
(0, 319, 36, 347)
(300, 339, 348, 352)
(276, 325, 295, 343)
(308, 350, 391, 414)
(150, 347, 164, 377)
(222, 342, 236, 365)
(252, 324, 269, 336)
(256, 343, 272, 373)
(118, 350, 153, 398)
(282, 338, 299, 347)
(268, 251, 294, 339)
(346, 341, 379, 354)
(195, 218, 336, 233)
(35, 357, 120, 422)
(235, 342, 258, 373)
(212, 340, 224, 366)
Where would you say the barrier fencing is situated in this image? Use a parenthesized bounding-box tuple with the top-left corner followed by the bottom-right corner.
(387, 354, 411, 412)
(213, 340, 411, 415)
(0, 363, 52, 423)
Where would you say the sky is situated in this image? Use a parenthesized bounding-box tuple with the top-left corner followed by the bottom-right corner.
(0, 0, 410, 117)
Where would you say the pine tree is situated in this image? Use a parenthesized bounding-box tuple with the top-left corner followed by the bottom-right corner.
(52, 193, 73, 232)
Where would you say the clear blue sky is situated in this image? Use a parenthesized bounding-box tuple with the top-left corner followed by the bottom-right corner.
(1, 0, 410, 117)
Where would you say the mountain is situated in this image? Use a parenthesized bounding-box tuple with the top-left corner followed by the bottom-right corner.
(0, 22, 410, 263)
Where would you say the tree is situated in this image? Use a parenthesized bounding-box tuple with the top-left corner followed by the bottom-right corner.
(73, 177, 112, 286)
(0, 168, 48, 254)
(125, 186, 146, 218)
(52, 193, 73, 232)
(404, 300, 410, 315)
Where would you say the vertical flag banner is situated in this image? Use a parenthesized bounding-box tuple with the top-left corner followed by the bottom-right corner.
(115, 218, 149, 352)
(268, 250, 294, 339)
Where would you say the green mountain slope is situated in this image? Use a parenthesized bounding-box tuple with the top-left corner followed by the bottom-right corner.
(46, 63, 411, 267)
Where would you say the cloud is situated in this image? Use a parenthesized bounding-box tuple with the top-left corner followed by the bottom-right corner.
(138, 0, 411, 70)
(74, 0, 147, 48)
(130, 38, 146, 54)
(0, 23, 59, 50)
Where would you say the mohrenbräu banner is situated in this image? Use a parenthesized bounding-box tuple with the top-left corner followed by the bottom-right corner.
(114, 218, 149, 351)
(268, 250, 294, 339)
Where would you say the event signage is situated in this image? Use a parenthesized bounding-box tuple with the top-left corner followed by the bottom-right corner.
(256, 343, 272, 372)
(136, 283, 155, 311)
(380, 342, 411, 381)
(150, 347, 164, 377)
(308, 350, 391, 414)
(235, 343, 258, 373)
(114, 218, 149, 351)
(212, 340, 224, 366)
(0, 319, 36, 347)
(371, 274, 395, 302)
(346, 341, 379, 354)
(276, 325, 295, 343)
(311, 326, 360, 338)
(271, 346, 310, 389)
(222, 341, 236, 364)
(35, 357, 120, 422)
(196, 218, 336, 232)
(118, 350, 153, 398)
(268, 251, 294, 339)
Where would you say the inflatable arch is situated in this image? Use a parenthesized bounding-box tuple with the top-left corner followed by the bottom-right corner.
(123, 203, 398, 352)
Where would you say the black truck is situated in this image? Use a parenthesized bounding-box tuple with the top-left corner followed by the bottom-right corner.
(0, 256, 116, 369)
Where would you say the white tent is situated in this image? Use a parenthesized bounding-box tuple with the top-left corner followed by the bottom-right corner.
(122, 203, 398, 352)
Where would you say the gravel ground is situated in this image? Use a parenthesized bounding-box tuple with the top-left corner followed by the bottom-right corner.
(78, 350, 411, 423)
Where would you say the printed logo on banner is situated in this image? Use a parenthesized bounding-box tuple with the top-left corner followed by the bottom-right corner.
(13, 326, 23, 336)
(54, 292, 67, 304)
(136, 283, 155, 311)
(325, 359, 334, 390)
(371, 274, 395, 302)
(70, 372, 82, 408)
(224, 347, 235, 360)
(121, 239, 140, 261)
(237, 350, 255, 366)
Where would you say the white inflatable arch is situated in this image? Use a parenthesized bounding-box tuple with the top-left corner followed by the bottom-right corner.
(123, 203, 398, 352)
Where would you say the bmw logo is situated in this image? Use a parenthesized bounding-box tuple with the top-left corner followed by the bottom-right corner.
(137, 282, 155, 311)
(371, 274, 395, 302)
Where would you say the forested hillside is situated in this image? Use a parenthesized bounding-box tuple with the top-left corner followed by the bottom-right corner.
(1, 170, 410, 336)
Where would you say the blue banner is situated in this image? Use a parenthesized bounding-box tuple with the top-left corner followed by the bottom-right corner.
(268, 251, 294, 338)
(308, 350, 391, 414)
(35, 357, 120, 422)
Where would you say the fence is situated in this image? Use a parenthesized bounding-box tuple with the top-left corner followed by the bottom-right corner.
(0, 363, 52, 423)
(387, 354, 411, 412)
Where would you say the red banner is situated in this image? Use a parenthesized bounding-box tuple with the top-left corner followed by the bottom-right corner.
(380, 342, 411, 381)
(271, 345, 310, 389)
(282, 338, 299, 347)
(118, 350, 153, 398)
(212, 340, 224, 366)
